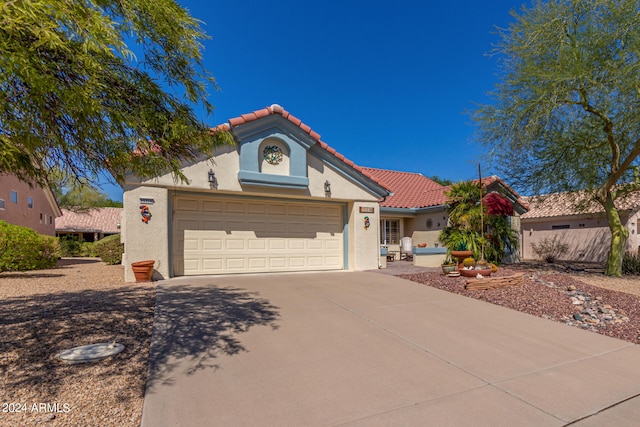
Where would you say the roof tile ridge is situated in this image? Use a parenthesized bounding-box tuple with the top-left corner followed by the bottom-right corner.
(363, 167, 425, 176)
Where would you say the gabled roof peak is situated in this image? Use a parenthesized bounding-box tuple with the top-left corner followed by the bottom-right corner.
(214, 104, 390, 194)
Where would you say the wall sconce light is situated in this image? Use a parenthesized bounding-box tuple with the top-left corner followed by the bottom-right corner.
(324, 180, 331, 196)
(208, 169, 218, 189)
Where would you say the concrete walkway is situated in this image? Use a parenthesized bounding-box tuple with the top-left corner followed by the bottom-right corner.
(141, 271, 640, 426)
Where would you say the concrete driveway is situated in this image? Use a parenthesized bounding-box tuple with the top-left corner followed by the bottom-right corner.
(141, 272, 640, 426)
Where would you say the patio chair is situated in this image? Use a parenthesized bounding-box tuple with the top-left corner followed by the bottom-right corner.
(400, 237, 413, 261)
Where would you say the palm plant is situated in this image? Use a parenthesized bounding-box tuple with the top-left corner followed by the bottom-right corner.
(439, 181, 518, 265)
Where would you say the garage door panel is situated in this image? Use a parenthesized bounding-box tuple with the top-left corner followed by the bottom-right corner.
(287, 205, 305, 216)
(269, 239, 286, 250)
(308, 240, 323, 250)
(184, 238, 199, 251)
(176, 198, 199, 211)
(202, 200, 224, 212)
(225, 202, 245, 213)
(202, 259, 223, 270)
(268, 222, 287, 233)
(289, 257, 306, 267)
(325, 256, 341, 267)
(225, 239, 246, 250)
(246, 239, 264, 250)
(202, 239, 223, 251)
(288, 239, 305, 250)
(325, 240, 341, 250)
(267, 204, 286, 215)
(226, 259, 247, 270)
(248, 221, 267, 233)
(248, 258, 267, 269)
(175, 197, 343, 275)
(270, 258, 287, 268)
(202, 219, 224, 230)
(308, 257, 324, 267)
(247, 203, 266, 214)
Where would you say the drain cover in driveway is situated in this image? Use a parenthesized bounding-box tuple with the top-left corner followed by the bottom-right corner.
(56, 343, 124, 364)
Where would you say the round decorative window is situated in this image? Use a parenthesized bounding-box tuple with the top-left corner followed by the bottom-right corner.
(263, 145, 283, 165)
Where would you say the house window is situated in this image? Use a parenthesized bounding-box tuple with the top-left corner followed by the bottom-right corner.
(380, 219, 400, 245)
(551, 224, 570, 230)
(0, 199, 4, 209)
(49, 216, 53, 225)
(40, 213, 43, 223)
(28, 197, 33, 208)
(10, 191, 17, 204)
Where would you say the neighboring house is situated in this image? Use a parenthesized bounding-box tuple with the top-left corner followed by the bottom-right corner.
(121, 104, 389, 281)
(521, 192, 640, 262)
(55, 207, 123, 242)
(0, 173, 62, 235)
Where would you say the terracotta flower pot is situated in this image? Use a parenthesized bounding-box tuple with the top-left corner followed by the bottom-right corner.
(450, 250, 473, 269)
(131, 260, 155, 282)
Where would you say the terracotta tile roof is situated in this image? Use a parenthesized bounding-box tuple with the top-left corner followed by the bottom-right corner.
(55, 207, 122, 234)
(521, 191, 640, 219)
(362, 168, 448, 209)
(220, 104, 387, 188)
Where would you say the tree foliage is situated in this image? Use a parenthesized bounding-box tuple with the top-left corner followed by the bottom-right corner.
(428, 175, 453, 186)
(0, 0, 233, 188)
(472, 0, 640, 276)
(50, 170, 122, 209)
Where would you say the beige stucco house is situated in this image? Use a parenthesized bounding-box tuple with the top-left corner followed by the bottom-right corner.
(521, 192, 640, 262)
(121, 105, 389, 281)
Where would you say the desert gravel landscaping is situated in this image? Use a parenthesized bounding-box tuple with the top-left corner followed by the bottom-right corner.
(1, 258, 639, 426)
(0, 258, 155, 427)
(402, 263, 640, 344)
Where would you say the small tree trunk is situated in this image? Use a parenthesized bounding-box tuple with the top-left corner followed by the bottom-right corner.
(602, 195, 629, 277)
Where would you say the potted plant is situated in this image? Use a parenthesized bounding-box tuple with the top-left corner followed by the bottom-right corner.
(441, 255, 457, 274)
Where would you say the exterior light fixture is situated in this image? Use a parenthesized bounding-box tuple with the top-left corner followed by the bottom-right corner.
(208, 169, 218, 189)
(324, 180, 331, 196)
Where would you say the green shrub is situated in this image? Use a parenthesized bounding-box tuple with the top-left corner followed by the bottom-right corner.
(622, 251, 640, 275)
(94, 234, 123, 265)
(59, 235, 82, 257)
(0, 221, 60, 272)
(79, 241, 97, 257)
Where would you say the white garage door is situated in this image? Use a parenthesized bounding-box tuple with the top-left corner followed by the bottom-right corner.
(172, 195, 344, 275)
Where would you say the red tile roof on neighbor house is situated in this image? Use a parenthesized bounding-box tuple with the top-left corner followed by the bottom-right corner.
(217, 104, 388, 189)
(362, 168, 448, 209)
(55, 207, 122, 234)
(522, 191, 640, 220)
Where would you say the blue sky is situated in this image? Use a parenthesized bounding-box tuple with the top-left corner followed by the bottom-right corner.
(104, 1, 527, 200)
